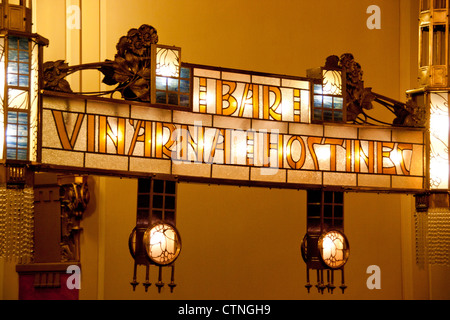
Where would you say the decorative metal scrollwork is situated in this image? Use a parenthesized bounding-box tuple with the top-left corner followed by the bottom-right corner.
(326, 53, 425, 128)
(43, 24, 159, 102)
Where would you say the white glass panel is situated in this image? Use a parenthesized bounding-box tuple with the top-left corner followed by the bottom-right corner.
(8, 89, 29, 109)
(322, 70, 342, 95)
(0, 37, 5, 159)
(429, 93, 449, 189)
(156, 47, 180, 78)
(29, 41, 39, 161)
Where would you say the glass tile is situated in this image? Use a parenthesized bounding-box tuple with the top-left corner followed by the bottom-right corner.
(7, 148, 16, 160)
(324, 191, 333, 203)
(313, 109, 322, 121)
(156, 91, 167, 104)
(6, 136, 17, 148)
(18, 113, 27, 124)
(180, 80, 190, 93)
(7, 112, 18, 123)
(18, 137, 27, 148)
(18, 125, 28, 136)
(165, 180, 176, 194)
(8, 37, 18, 49)
(8, 50, 18, 61)
(7, 124, 18, 136)
(324, 205, 333, 217)
(19, 38, 29, 51)
(334, 205, 343, 218)
(152, 195, 163, 208)
(19, 51, 29, 63)
(334, 97, 343, 110)
(155, 77, 167, 90)
(138, 179, 151, 193)
(138, 194, 150, 208)
(8, 74, 18, 86)
(180, 67, 190, 79)
(165, 196, 175, 209)
(314, 95, 322, 108)
(168, 78, 179, 91)
(17, 149, 27, 160)
(153, 180, 164, 193)
(19, 62, 29, 74)
(314, 84, 322, 94)
(334, 111, 343, 122)
(324, 110, 333, 121)
(19, 76, 29, 87)
(323, 96, 333, 109)
(180, 94, 189, 106)
(168, 93, 178, 105)
(8, 62, 18, 73)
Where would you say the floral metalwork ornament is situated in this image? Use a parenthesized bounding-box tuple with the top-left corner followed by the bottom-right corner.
(42, 24, 159, 102)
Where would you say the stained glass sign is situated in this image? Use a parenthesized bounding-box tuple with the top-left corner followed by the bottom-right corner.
(41, 92, 426, 192)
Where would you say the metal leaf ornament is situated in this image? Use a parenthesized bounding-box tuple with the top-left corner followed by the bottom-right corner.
(42, 24, 159, 102)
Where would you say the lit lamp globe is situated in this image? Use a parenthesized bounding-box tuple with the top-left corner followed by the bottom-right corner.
(143, 222, 181, 266)
(318, 230, 349, 269)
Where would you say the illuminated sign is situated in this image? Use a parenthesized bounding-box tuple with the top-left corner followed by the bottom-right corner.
(41, 91, 425, 192)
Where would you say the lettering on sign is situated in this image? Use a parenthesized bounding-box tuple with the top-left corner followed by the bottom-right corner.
(47, 109, 417, 176)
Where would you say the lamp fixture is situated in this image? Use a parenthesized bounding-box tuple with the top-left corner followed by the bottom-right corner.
(129, 177, 181, 293)
(301, 189, 349, 294)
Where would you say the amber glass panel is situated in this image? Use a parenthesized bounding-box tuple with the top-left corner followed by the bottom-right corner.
(433, 25, 446, 65)
(421, 27, 430, 67)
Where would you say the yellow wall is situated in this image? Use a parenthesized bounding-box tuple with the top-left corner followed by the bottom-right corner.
(2, 0, 449, 300)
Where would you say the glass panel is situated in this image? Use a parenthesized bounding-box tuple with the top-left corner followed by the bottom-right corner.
(334, 111, 343, 122)
(156, 91, 166, 104)
(434, 0, 446, 9)
(180, 94, 189, 106)
(19, 51, 29, 63)
(138, 194, 150, 208)
(313, 109, 322, 121)
(153, 180, 164, 193)
(421, 0, 430, 11)
(421, 27, 430, 67)
(19, 76, 29, 87)
(155, 77, 167, 90)
(152, 195, 163, 208)
(7, 136, 17, 148)
(18, 125, 28, 136)
(7, 149, 16, 159)
(168, 93, 178, 105)
(165, 196, 175, 209)
(19, 39, 29, 51)
(314, 96, 322, 108)
(180, 80, 190, 93)
(18, 137, 27, 148)
(334, 97, 343, 110)
(433, 25, 446, 65)
(168, 78, 178, 91)
(19, 62, 29, 74)
(324, 109, 333, 121)
(8, 62, 18, 74)
(323, 96, 333, 109)
(17, 149, 27, 160)
(313, 84, 322, 94)
(7, 112, 17, 123)
(155, 47, 180, 78)
(8, 50, 18, 61)
(180, 67, 190, 79)
(9, 37, 18, 50)
(18, 112, 27, 124)
(165, 180, 176, 194)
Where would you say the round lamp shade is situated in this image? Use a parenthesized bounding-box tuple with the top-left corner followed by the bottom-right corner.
(318, 230, 349, 269)
(143, 222, 181, 266)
